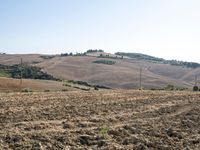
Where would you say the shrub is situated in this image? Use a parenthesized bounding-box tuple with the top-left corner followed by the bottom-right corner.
(87, 49, 104, 53)
(193, 86, 199, 91)
(21, 88, 33, 93)
(62, 89, 68, 92)
(95, 85, 111, 89)
(99, 125, 109, 138)
(94, 86, 99, 90)
(93, 60, 116, 65)
(44, 89, 50, 92)
(63, 83, 71, 87)
(40, 55, 55, 59)
(165, 84, 174, 91)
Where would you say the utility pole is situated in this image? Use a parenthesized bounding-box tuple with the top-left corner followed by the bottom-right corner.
(20, 58, 23, 90)
(195, 75, 198, 86)
(139, 67, 142, 90)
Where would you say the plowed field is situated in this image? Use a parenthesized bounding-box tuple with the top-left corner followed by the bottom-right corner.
(0, 90, 200, 149)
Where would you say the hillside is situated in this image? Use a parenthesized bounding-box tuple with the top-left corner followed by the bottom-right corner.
(0, 52, 199, 89)
(116, 52, 200, 68)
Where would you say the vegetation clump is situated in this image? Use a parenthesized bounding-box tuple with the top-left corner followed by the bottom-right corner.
(98, 54, 123, 59)
(0, 64, 58, 81)
(61, 52, 73, 57)
(93, 60, 116, 65)
(115, 52, 164, 62)
(61, 52, 87, 57)
(87, 49, 104, 53)
(163, 84, 188, 91)
(193, 86, 199, 91)
(115, 52, 200, 68)
(44, 89, 50, 92)
(99, 125, 109, 138)
(40, 55, 55, 59)
(21, 88, 33, 93)
(165, 84, 175, 91)
(63, 80, 111, 90)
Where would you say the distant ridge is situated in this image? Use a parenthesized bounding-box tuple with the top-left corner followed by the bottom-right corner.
(0, 51, 199, 89)
(115, 52, 200, 69)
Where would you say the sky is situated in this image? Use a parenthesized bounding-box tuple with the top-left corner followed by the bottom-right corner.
(0, 0, 200, 62)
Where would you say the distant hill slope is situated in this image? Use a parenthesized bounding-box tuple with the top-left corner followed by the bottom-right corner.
(115, 52, 164, 62)
(115, 52, 200, 68)
(0, 52, 199, 89)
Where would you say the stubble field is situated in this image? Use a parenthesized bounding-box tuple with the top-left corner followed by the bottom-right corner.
(0, 90, 200, 150)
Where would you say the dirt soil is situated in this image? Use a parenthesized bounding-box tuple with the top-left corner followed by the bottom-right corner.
(0, 90, 200, 150)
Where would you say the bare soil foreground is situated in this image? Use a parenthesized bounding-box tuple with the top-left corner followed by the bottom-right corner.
(0, 90, 200, 150)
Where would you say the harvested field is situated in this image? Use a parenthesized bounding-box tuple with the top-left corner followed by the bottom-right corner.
(0, 90, 200, 149)
(0, 77, 72, 92)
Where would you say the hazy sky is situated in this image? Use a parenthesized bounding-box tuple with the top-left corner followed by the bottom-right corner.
(0, 0, 200, 62)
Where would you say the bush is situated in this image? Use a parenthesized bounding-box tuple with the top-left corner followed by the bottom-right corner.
(40, 55, 55, 59)
(93, 60, 116, 65)
(44, 89, 50, 92)
(63, 83, 71, 87)
(165, 84, 174, 91)
(62, 89, 68, 92)
(21, 88, 33, 93)
(94, 86, 99, 90)
(193, 86, 199, 91)
(87, 49, 104, 53)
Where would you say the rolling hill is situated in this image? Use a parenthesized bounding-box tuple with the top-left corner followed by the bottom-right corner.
(0, 51, 199, 90)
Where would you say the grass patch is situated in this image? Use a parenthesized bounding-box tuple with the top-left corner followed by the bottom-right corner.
(0, 70, 10, 77)
(99, 125, 109, 138)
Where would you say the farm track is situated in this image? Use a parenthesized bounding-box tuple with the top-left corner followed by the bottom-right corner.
(0, 90, 200, 149)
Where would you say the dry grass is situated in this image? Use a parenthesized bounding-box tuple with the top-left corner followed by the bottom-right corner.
(0, 90, 199, 149)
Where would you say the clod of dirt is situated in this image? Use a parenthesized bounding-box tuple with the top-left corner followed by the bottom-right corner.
(79, 135, 91, 145)
(157, 145, 171, 150)
(189, 136, 200, 144)
(32, 142, 44, 150)
(134, 143, 148, 150)
(122, 136, 139, 145)
(4, 134, 23, 143)
(77, 122, 88, 128)
(97, 140, 107, 147)
(122, 124, 138, 134)
(166, 128, 182, 139)
(62, 121, 73, 129)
